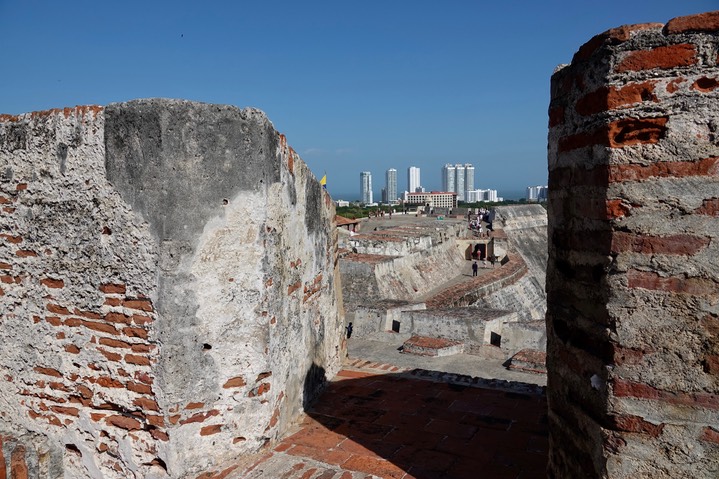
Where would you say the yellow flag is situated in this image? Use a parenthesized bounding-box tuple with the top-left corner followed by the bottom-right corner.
(320, 174, 327, 187)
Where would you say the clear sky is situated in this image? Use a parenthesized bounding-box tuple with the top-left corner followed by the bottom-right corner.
(1, 1, 715, 200)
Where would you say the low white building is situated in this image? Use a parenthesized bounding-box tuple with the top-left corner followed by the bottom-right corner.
(403, 191, 457, 209)
(466, 189, 498, 202)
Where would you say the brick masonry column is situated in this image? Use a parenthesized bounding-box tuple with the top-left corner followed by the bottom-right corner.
(547, 12, 719, 478)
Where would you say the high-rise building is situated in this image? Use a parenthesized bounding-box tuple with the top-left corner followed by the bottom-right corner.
(408, 166, 420, 193)
(385, 168, 397, 203)
(360, 171, 373, 204)
(464, 163, 475, 196)
(455, 164, 466, 201)
(526, 185, 548, 202)
(442, 164, 456, 193)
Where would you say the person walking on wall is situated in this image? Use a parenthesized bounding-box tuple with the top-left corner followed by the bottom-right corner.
(472, 261, 478, 277)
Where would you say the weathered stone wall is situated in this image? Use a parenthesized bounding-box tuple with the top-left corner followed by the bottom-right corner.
(0, 99, 344, 478)
(547, 12, 719, 478)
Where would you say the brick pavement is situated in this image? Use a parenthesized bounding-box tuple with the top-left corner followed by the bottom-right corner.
(227, 362, 548, 479)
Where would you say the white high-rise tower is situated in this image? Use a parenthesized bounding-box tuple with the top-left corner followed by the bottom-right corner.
(464, 163, 475, 199)
(385, 168, 397, 203)
(360, 171, 373, 204)
(442, 164, 456, 193)
(455, 164, 466, 201)
(408, 166, 421, 193)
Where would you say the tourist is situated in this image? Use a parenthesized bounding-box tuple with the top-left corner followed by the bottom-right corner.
(472, 261, 478, 277)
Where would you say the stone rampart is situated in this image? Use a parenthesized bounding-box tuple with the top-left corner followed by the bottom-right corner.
(0, 99, 344, 478)
(547, 12, 719, 478)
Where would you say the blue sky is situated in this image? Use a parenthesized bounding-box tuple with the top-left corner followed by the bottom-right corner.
(1, 1, 715, 200)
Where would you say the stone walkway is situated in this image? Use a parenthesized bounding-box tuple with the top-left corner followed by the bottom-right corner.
(230, 362, 548, 479)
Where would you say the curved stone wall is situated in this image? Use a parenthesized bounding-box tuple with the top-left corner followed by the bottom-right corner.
(0, 100, 344, 478)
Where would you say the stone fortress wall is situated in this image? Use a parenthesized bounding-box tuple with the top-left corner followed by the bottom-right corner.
(547, 12, 719, 478)
(0, 100, 344, 479)
(340, 206, 549, 360)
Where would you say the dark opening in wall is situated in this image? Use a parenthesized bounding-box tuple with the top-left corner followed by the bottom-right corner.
(392, 320, 401, 333)
(490, 332, 501, 347)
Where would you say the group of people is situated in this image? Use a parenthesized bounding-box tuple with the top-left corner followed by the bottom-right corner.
(468, 208, 493, 237)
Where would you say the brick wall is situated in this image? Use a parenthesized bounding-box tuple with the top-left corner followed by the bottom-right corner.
(547, 12, 719, 478)
(0, 100, 344, 478)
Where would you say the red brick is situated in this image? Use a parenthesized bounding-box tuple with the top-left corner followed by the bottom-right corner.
(125, 354, 151, 366)
(76, 384, 93, 399)
(133, 397, 159, 412)
(47, 304, 70, 315)
(131, 343, 153, 353)
(0, 261, 11, 270)
(700, 426, 719, 444)
(82, 320, 119, 335)
(703, 355, 719, 376)
(34, 367, 62, 378)
(558, 117, 667, 153)
(609, 117, 667, 147)
(185, 402, 204, 410)
(97, 347, 122, 361)
(180, 409, 220, 425)
(131, 313, 153, 325)
(150, 429, 169, 441)
(576, 81, 657, 116)
(611, 232, 710, 255)
(96, 376, 124, 388)
(40, 278, 64, 288)
(696, 198, 719, 216)
(146, 414, 164, 427)
(106, 415, 142, 431)
(665, 11, 719, 34)
(134, 371, 154, 385)
(200, 424, 222, 436)
(609, 157, 719, 182)
(617, 44, 697, 72)
(100, 283, 126, 294)
(612, 378, 719, 410)
(122, 327, 148, 339)
(98, 337, 132, 349)
(573, 23, 663, 62)
(64, 344, 81, 354)
(122, 299, 153, 312)
(666, 77, 686, 93)
(606, 199, 632, 219)
(287, 281, 302, 295)
(104, 312, 131, 324)
(10, 444, 28, 479)
(692, 76, 719, 93)
(223, 376, 246, 388)
(0, 234, 23, 244)
(248, 383, 271, 397)
(627, 270, 718, 296)
(609, 414, 665, 437)
(340, 455, 406, 479)
(74, 309, 102, 320)
(45, 316, 62, 326)
(50, 406, 79, 417)
(15, 250, 37, 258)
(126, 381, 153, 395)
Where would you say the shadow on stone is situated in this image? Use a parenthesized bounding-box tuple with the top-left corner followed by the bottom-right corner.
(302, 363, 328, 411)
(294, 371, 548, 478)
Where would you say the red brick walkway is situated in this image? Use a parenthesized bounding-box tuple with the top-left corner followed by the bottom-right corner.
(234, 366, 548, 479)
